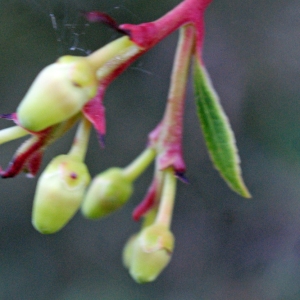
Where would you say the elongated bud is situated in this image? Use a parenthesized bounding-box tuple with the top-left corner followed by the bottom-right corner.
(81, 167, 133, 219)
(125, 224, 174, 283)
(32, 155, 91, 234)
(17, 56, 97, 132)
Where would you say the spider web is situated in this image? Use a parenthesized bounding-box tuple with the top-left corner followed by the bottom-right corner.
(25, 0, 154, 75)
(28, 0, 91, 56)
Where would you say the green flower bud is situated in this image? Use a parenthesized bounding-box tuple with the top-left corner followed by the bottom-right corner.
(126, 224, 174, 283)
(122, 234, 138, 270)
(32, 155, 91, 234)
(81, 168, 133, 219)
(17, 56, 97, 132)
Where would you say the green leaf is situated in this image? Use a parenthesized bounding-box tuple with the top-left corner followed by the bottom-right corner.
(193, 59, 251, 198)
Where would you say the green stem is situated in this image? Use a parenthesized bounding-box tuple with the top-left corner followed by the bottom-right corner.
(86, 36, 141, 75)
(123, 148, 156, 182)
(46, 114, 81, 146)
(0, 126, 29, 145)
(68, 117, 91, 161)
(155, 168, 177, 228)
(141, 208, 158, 229)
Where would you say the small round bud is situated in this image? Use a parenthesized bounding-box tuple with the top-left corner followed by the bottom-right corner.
(126, 224, 174, 283)
(17, 56, 97, 132)
(81, 168, 133, 219)
(32, 155, 91, 234)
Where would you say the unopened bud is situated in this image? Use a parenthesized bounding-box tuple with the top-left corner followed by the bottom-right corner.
(17, 56, 97, 132)
(122, 234, 138, 269)
(126, 224, 174, 283)
(81, 168, 133, 219)
(32, 155, 91, 234)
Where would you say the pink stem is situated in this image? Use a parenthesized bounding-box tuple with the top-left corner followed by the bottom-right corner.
(85, 0, 210, 94)
(149, 25, 195, 173)
(119, 0, 210, 51)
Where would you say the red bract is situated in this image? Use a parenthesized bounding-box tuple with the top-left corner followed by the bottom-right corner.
(132, 179, 159, 221)
(82, 86, 106, 147)
(1, 130, 50, 178)
(81, 11, 128, 35)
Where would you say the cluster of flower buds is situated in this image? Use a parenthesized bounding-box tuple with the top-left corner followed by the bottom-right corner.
(0, 0, 250, 283)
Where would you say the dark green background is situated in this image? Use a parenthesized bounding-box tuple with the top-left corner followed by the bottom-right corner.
(0, 0, 300, 299)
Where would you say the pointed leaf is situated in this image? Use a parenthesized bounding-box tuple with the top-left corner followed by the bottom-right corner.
(193, 59, 250, 198)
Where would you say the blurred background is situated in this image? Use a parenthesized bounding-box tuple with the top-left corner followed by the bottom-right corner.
(0, 0, 300, 299)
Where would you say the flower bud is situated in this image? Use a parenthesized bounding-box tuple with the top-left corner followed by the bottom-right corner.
(122, 234, 138, 269)
(32, 155, 91, 234)
(17, 56, 97, 132)
(81, 168, 133, 219)
(126, 224, 174, 283)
